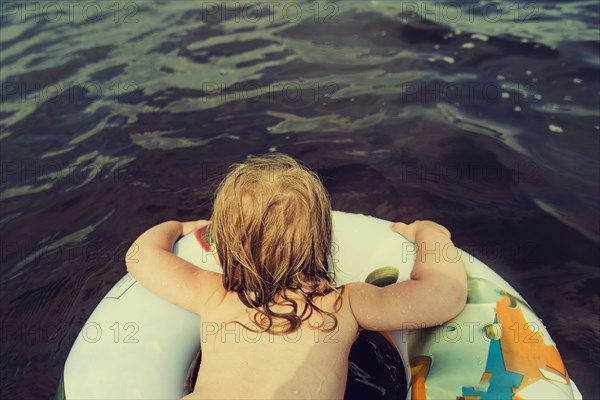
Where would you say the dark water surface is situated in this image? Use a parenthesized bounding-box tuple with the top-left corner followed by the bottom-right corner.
(1, 1, 598, 398)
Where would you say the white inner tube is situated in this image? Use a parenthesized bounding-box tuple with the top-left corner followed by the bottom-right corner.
(60, 211, 582, 399)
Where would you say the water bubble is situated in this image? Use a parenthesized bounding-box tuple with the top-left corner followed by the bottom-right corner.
(434, 44, 440, 49)
(461, 43, 475, 49)
(563, 96, 573, 101)
(268, 147, 277, 152)
(548, 124, 564, 133)
(501, 92, 510, 99)
(526, 70, 532, 76)
(497, 75, 505, 81)
(442, 56, 455, 64)
(471, 33, 488, 42)
(573, 78, 583, 85)
(514, 106, 522, 112)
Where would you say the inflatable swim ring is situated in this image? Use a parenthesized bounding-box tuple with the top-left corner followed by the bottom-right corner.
(56, 211, 583, 399)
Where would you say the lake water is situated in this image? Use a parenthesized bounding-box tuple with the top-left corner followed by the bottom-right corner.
(1, 0, 598, 398)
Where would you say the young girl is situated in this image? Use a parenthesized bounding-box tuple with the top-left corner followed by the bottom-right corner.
(125, 153, 467, 399)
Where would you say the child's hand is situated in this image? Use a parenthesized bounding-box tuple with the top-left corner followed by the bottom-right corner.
(390, 220, 451, 242)
(181, 220, 211, 236)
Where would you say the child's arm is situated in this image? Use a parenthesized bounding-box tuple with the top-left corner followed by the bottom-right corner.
(346, 220, 467, 331)
(125, 220, 226, 316)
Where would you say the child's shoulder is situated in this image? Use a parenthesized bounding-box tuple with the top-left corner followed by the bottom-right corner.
(209, 286, 359, 331)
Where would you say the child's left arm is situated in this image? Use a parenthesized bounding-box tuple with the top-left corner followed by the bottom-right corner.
(125, 220, 226, 316)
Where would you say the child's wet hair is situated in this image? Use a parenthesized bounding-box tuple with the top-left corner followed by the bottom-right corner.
(211, 153, 344, 335)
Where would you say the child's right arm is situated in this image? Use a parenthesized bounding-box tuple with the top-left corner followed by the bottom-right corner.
(346, 220, 468, 331)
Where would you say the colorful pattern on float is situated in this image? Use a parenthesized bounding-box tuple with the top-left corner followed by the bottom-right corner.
(405, 276, 574, 400)
(57, 211, 581, 400)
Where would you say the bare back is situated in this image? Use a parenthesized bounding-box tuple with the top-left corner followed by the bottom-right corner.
(183, 288, 359, 400)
